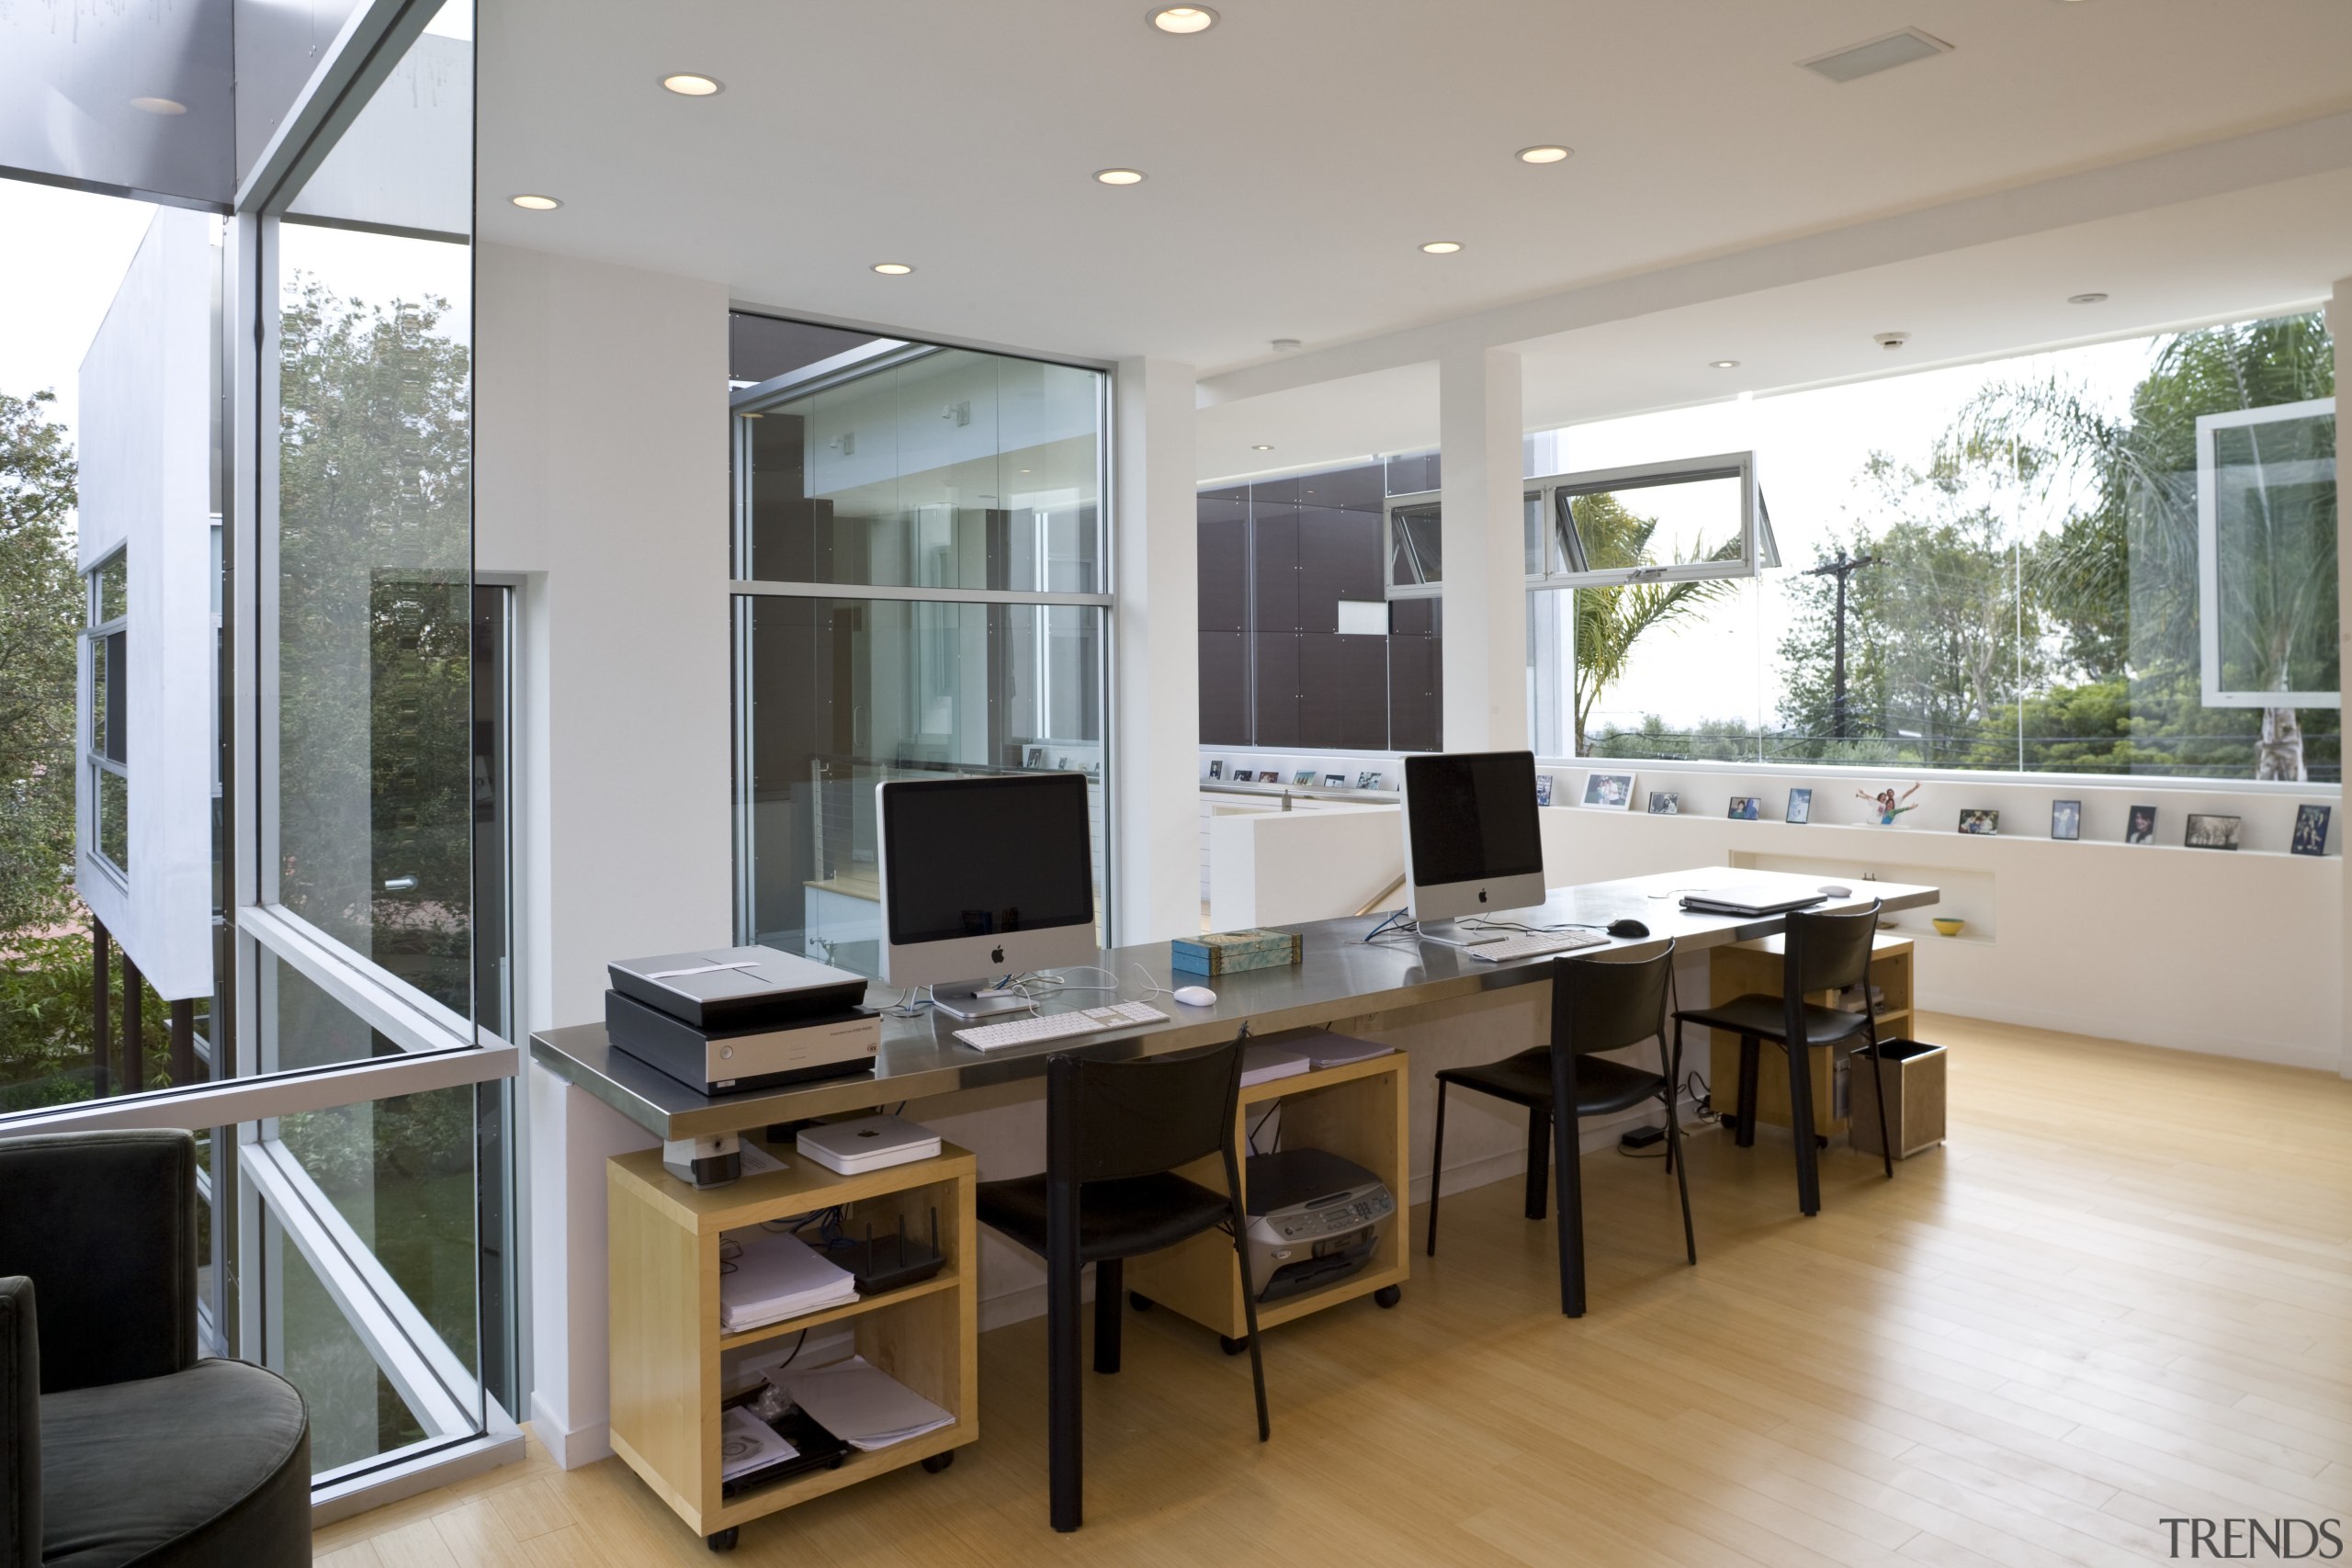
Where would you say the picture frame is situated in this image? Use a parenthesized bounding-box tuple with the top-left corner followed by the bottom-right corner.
(1321, 773, 1347, 788)
(2050, 799, 2082, 841)
(2125, 804, 2156, 844)
(1784, 788, 1813, 825)
(1206, 759, 1223, 781)
(1357, 771, 1383, 790)
(1056, 755, 1072, 770)
(2184, 813, 2242, 852)
(2291, 803, 2332, 857)
(1581, 770, 1636, 809)
(1533, 773, 1555, 807)
(1024, 746, 1046, 769)
(1957, 808, 1999, 836)
(1292, 770, 1317, 787)
(1726, 796, 1761, 821)
(1257, 770, 1282, 784)
(1645, 792, 1679, 815)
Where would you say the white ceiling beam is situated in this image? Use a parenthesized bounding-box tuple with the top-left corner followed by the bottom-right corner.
(1198, 108, 2352, 407)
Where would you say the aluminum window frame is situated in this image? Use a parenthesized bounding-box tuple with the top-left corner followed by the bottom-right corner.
(84, 547, 132, 881)
(1382, 489, 1444, 601)
(728, 323, 1121, 943)
(2195, 396, 2339, 710)
(1527, 450, 1776, 590)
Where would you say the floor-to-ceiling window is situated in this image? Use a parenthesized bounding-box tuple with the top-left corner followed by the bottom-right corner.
(0, 0, 515, 1513)
(729, 316, 1112, 965)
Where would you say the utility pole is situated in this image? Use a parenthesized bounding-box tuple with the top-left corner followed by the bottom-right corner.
(1804, 548, 1875, 740)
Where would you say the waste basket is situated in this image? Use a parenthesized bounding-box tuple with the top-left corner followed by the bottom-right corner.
(1848, 1038, 1946, 1159)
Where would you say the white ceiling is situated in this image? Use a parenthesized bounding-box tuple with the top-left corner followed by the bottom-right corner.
(480, 0, 2352, 468)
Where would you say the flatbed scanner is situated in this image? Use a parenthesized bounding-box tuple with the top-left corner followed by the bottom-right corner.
(605, 946, 879, 1097)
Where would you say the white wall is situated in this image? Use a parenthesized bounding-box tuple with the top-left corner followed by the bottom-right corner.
(1204, 756, 2343, 1072)
(74, 208, 215, 1001)
(1209, 804, 1402, 930)
(475, 242, 732, 1464)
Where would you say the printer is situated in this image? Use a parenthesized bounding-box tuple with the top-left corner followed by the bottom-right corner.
(1241, 1148, 1396, 1303)
(605, 945, 879, 1097)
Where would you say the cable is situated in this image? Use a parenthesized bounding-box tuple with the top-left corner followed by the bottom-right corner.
(1030, 964, 1123, 993)
(1247, 1101, 1282, 1156)
(1126, 962, 1173, 1001)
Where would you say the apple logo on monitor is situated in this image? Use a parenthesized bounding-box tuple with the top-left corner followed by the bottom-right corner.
(1478, 888, 1488, 904)
(991, 944, 1006, 964)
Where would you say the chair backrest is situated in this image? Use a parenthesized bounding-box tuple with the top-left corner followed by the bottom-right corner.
(0, 1129, 198, 1395)
(1550, 942, 1676, 1058)
(1784, 899, 1884, 997)
(1046, 1038, 1243, 1186)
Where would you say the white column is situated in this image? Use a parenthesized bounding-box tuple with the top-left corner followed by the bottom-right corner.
(2335, 276, 2350, 1080)
(1438, 336, 1528, 752)
(1112, 356, 1202, 945)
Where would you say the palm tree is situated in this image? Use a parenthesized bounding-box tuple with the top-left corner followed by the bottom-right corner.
(1566, 492, 1739, 755)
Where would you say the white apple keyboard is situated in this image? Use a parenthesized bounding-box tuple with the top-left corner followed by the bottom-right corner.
(1464, 931, 1610, 964)
(952, 1000, 1170, 1052)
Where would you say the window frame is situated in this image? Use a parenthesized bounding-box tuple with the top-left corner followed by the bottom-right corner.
(85, 547, 130, 881)
(1526, 450, 1777, 590)
(2196, 396, 2339, 710)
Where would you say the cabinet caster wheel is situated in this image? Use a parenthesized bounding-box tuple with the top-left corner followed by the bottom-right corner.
(1218, 1334, 1250, 1356)
(921, 1451, 956, 1474)
(1127, 1291, 1154, 1312)
(707, 1528, 739, 1552)
(1374, 1284, 1402, 1308)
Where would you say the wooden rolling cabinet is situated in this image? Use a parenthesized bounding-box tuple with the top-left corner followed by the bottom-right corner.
(605, 1141, 978, 1548)
(1125, 1050, 1408, 1343)
(1704, 933, 1914, 1137)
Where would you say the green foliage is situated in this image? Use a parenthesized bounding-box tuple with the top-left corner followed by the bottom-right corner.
(275, 273, 474, 1008)
(0, 390, 82, 931)
(1567, 491, 1741, 754)
(0, 931, 180, 1113)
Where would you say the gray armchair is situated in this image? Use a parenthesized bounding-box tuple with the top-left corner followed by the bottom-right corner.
(1, 1130, 311, 1567)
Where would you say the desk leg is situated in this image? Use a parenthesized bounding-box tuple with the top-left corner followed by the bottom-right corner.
(1785, 1038, 1821, 1216)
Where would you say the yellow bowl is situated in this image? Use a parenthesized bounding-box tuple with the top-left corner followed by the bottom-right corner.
(1931, 918, 1965, 938)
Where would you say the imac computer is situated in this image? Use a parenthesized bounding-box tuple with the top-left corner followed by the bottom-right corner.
(876, 772, 1099, 1020)
(1399, 750, 1548, 944)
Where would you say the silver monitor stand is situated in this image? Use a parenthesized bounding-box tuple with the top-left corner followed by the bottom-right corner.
(932, 980, 1033, 1021)
(1413, 919, 1505, 950)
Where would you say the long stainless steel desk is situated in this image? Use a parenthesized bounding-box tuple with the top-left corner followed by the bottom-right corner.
(531, 867, 1939, 1146)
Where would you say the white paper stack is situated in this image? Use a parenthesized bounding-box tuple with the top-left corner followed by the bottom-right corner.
(718, 1405, 801, 1482)
(779, 1355, 956, 1450)
(1304, 1032, 1394, 1069)
(1239, 1043, 1311, 1087)
(718, 1228, 859, 1334)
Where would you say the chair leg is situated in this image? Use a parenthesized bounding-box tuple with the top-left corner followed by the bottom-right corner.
(1666, 1083, 1696, 1266)
(1523, 1106, 1550, 1221)
(1046, 1230, 1084, 1530)
(1554, 1101, 1587, 1317)
(1785, 1035, 1821, 1217)
(1663, 1022, 1680, 1176)
(1862, 1036, 1894, 1179)
(1227, 1200, 1272, 1443)
(1735, 1034, 1760, 1148)
(1092, 1258, 1123, 1374)
(1426, 1080, 1449, 1257)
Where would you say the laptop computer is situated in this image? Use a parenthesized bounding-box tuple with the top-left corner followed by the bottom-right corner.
(1677, 884, 1828, 918)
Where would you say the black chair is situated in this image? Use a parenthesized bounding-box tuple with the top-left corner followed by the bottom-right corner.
(1424, 943, 1692, 1317)
(975, 1039, 1268, 1533)
(2, 1129, 311, 1568)
(1672, 899, 1892, 1216)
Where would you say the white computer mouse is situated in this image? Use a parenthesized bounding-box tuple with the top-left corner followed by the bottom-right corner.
(1171, 986, 1218, 1008)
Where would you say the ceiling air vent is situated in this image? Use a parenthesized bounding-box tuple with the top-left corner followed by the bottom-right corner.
(1799, 28, 1953, 84)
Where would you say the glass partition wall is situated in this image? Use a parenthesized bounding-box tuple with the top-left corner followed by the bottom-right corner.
(731, 324, 1111, 968)
(0, 0, 514, 1513)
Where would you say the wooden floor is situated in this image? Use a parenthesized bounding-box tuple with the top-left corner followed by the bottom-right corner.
(317, 1014, 2352, 1567)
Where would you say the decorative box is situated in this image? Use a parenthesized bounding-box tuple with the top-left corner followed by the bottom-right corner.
(1170, 927, 1303, 976)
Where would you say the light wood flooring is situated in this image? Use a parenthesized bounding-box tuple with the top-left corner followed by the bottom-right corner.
(317, 1014, 2352, 1567)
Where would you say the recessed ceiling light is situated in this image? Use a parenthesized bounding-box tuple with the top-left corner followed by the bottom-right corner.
(1419, 241, 1463, 254)
(1148, 6, 1217, 33)
(509, 194, 561, 210)
(1516, 145, 1572, 164)
(1093, 168, 1146, 186)
(2067, 291, 2109, 305)
(1251, 444, 1273, 451)
(1800, 28, 1953, 84)
(130, 96, 187, 115)
(872, 262, 914, 276)
(1710, 359, 1740, 369)
(661, 73, 723, 96)
(1270, 338, 1303, 353)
